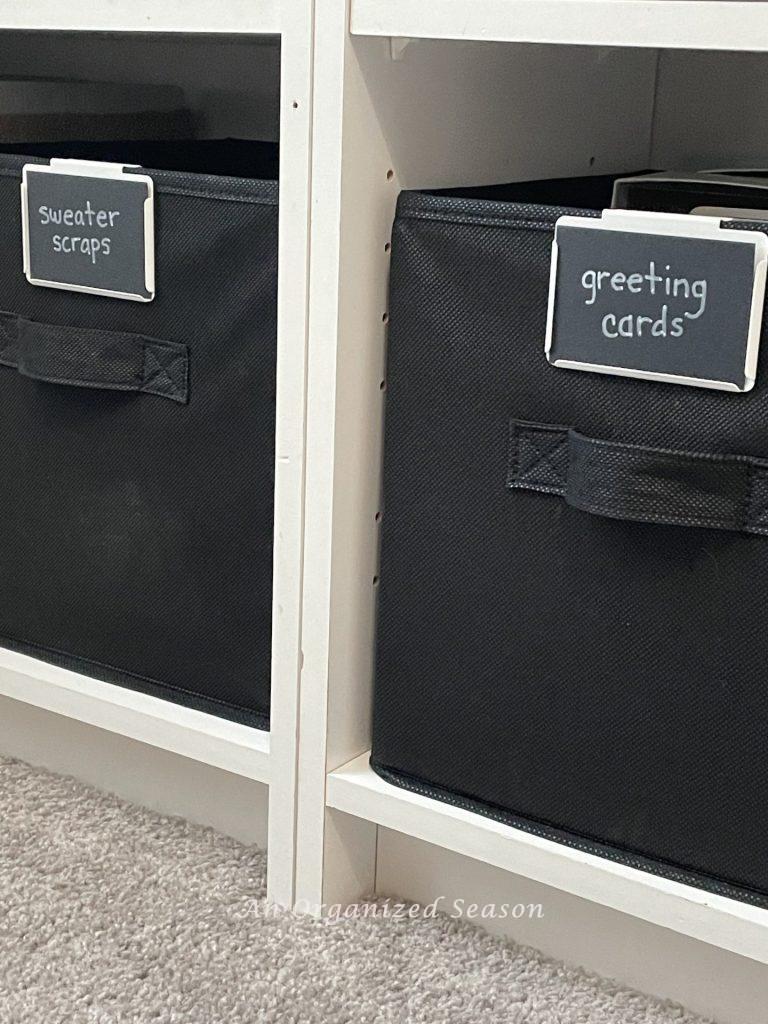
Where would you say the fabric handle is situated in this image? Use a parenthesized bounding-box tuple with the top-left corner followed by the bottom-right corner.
(507, 419, 768, 536)
(0, 310, 188, 404)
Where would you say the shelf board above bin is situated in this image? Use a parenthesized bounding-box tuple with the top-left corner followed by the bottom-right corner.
(0, 647, 271, 784)
(351, 0, 768, 51)
(327, 751, 768, 966)
(0, 0, 281, 34)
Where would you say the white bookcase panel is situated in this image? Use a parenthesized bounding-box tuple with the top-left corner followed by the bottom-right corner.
(352, 0, 768, 51)
(328, 753, 768, 968)
(0, 0, 315, 911)
(0, 0, 281, 34)
(296, 8, 768, 1018)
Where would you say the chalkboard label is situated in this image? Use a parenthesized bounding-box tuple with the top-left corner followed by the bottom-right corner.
(21, 160, 155, 302)
(546, 210, 768, 392)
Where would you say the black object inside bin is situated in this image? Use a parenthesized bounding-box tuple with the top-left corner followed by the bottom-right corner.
(0, 139, 278, 727)
(372, 171, 768, 906)
(427, 171, 620, 207)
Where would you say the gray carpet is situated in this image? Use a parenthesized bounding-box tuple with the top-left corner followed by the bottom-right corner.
(0, 756, 711, 1024)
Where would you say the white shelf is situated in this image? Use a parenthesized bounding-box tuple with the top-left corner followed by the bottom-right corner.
(0, 647, 270, 784)
(0, 0, 281, 34)
(351, 0, 768, 51)
(327, 752, 768, 966)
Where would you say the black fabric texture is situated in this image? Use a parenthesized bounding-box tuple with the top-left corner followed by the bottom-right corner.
(0, 141, 278, 728)
(0, 310, 189, 403)
(507, 419, 768, 535)
(372, 175, 768, 905)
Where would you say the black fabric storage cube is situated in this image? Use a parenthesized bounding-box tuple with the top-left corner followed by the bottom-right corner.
(0, 141, 277, 728)
(372, 175, 768, 907)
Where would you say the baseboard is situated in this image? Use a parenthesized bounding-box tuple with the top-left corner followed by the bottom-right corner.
(375, 828, 768, 1024)
(0, 693, 268, 848)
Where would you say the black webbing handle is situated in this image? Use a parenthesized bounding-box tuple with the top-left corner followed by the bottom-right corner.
(0, 310, 188, 404)
(507, 419, 768, 536)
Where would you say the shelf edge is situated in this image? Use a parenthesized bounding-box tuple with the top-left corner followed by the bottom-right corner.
(0, 646, 271, 784)
(351, 0, 768, 52)
(328, 751, 768, 965)
(0, 0, 282, 35)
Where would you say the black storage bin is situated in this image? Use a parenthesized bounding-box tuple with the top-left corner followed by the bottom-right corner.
(0, 140, 278, 728)
(372, 174, 768, 906)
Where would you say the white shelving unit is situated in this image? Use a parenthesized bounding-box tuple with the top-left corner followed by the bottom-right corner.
(0, 1, 282, 34)
(295, 3, 768, 1021)
(0, 648, 271, 783)
(352, 0, 768, 51)
(1, 3, 768, 1021)
(328, 754, 768, 966)
(0, 0, 315, 911)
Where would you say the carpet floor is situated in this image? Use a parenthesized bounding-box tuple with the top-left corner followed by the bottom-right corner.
(0, 755, 711, 1024)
